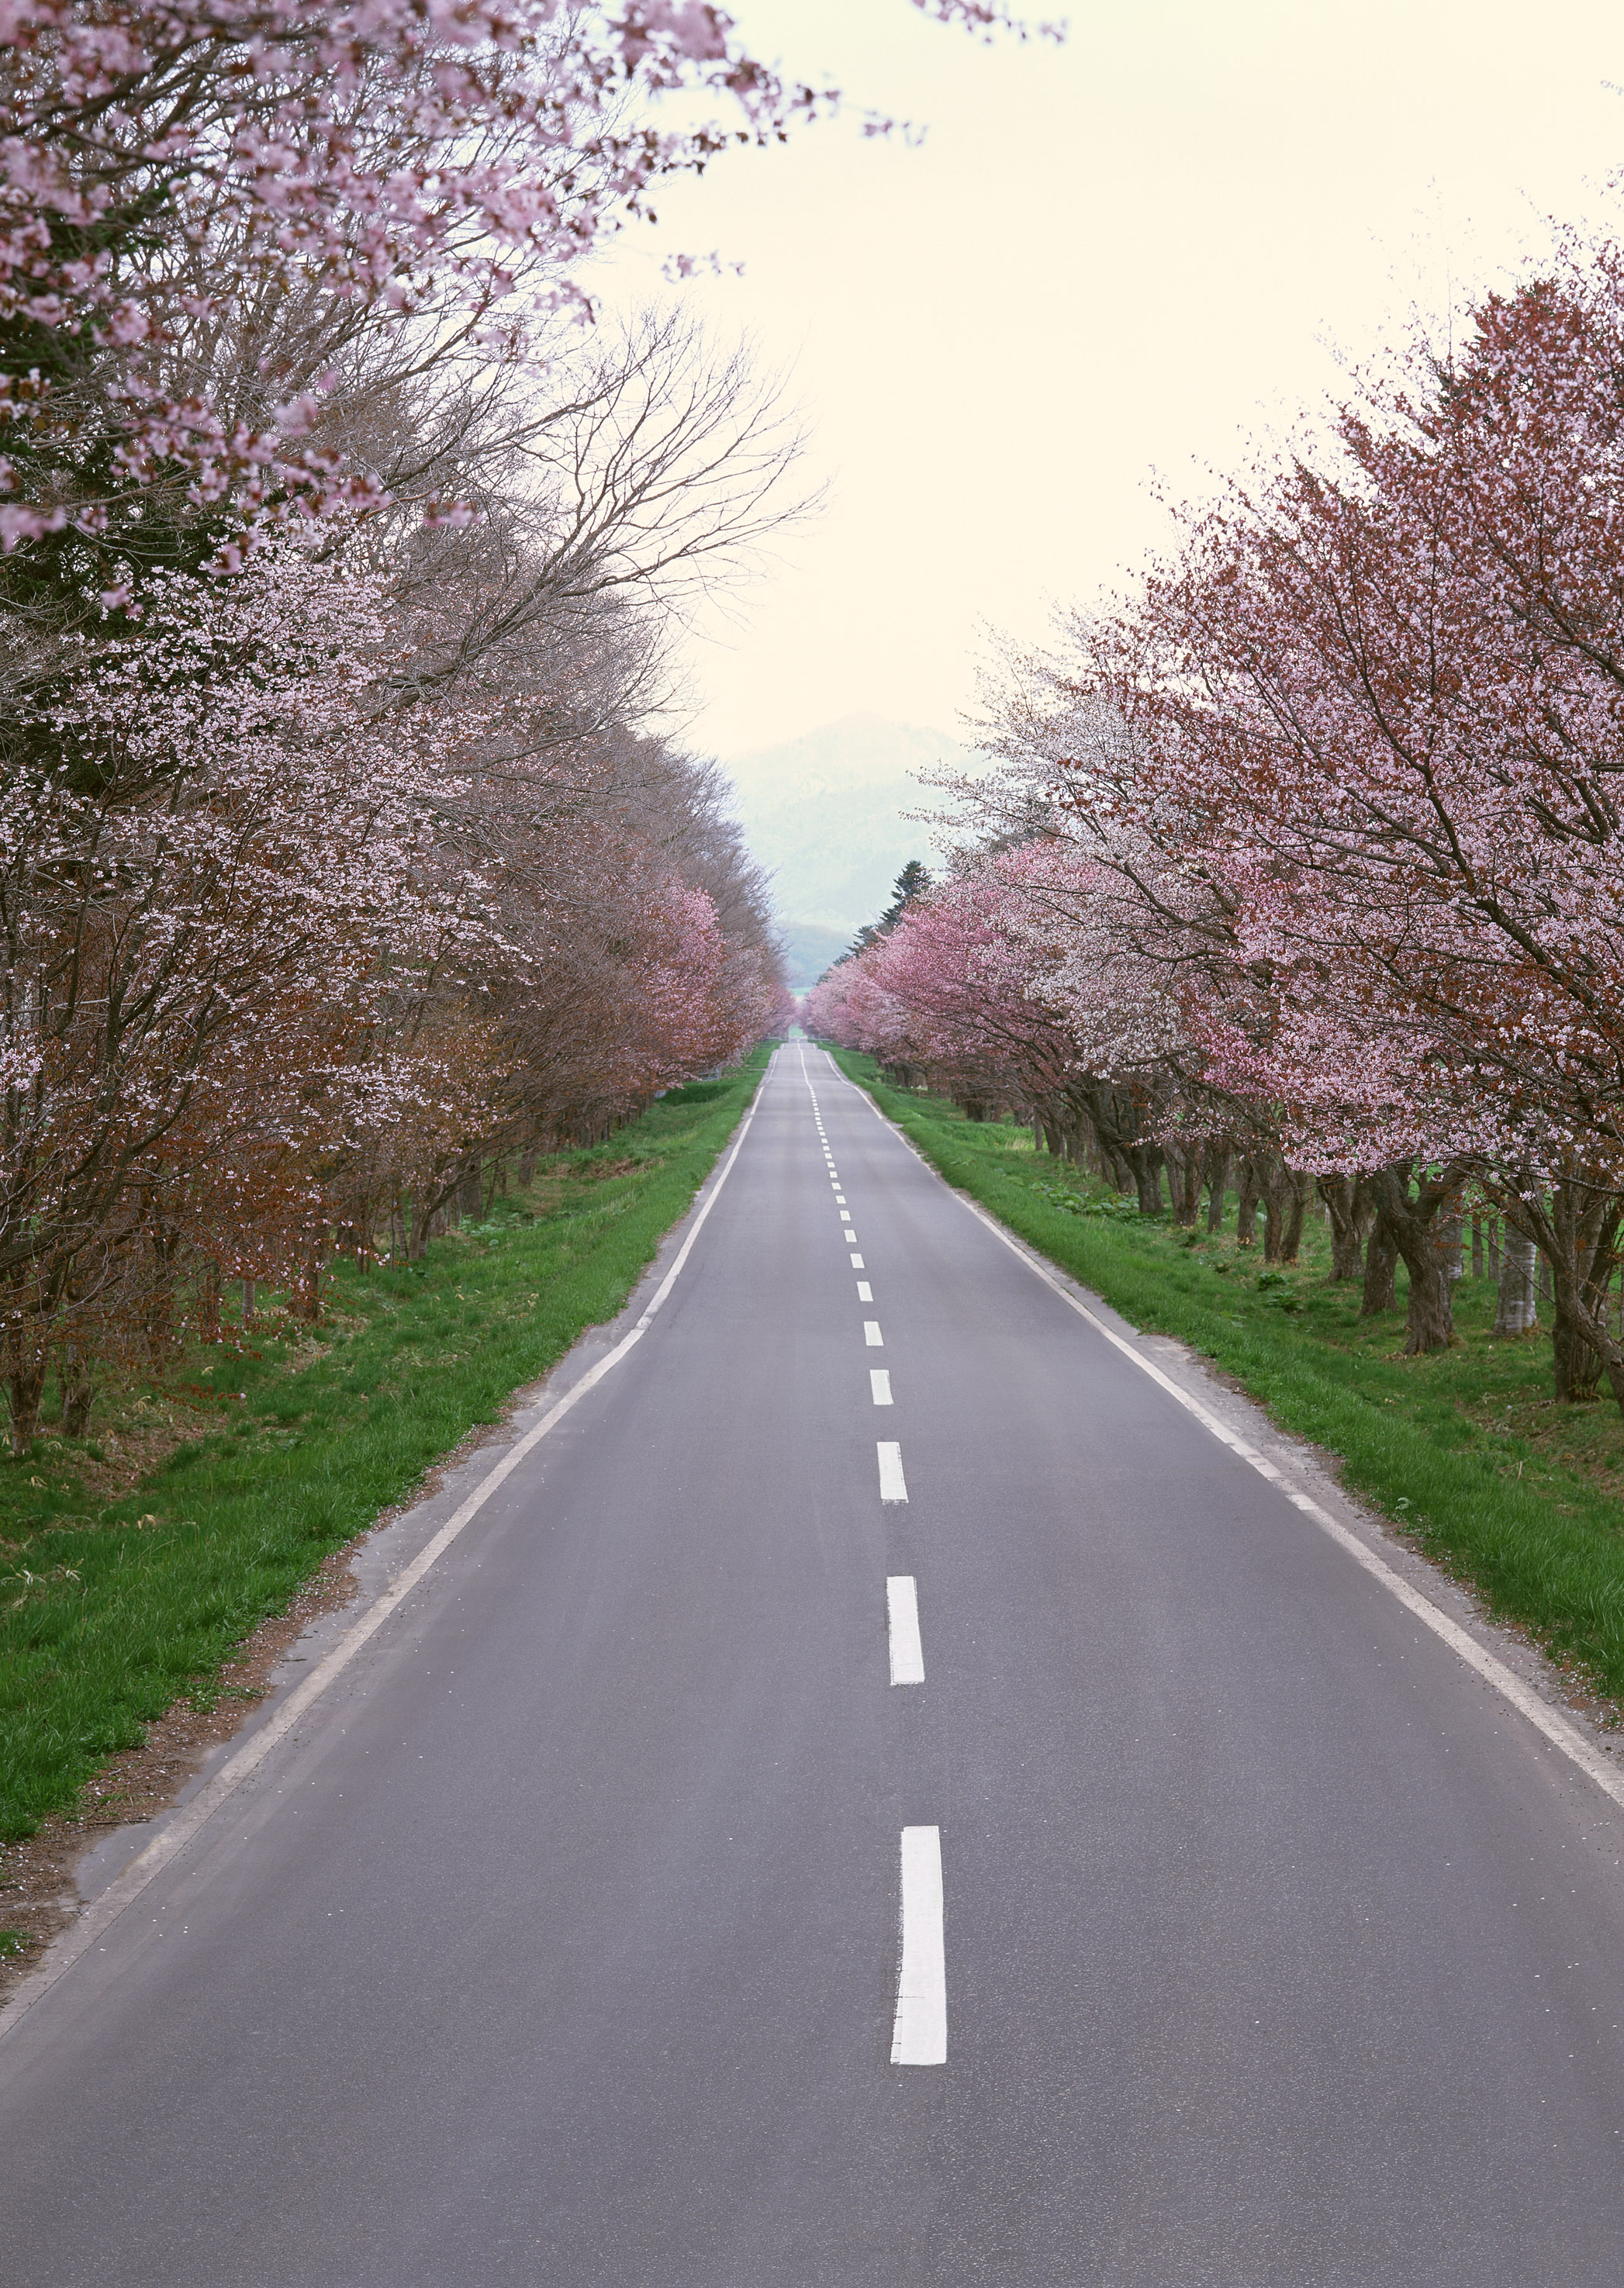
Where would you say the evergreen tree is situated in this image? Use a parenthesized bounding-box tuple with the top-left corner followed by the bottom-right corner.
(841, 859, 931, 961)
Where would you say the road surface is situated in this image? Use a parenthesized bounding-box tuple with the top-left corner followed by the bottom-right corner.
(5, 1044, 1624, 2286)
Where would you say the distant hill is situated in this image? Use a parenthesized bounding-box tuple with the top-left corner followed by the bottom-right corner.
(722, 714, 973, 989)
(777, 921, 852, 990)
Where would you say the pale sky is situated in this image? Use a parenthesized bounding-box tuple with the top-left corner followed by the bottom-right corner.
(593, 0, 1624, 761)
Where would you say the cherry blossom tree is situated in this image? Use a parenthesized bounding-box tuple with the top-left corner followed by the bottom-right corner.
(963, 253, 1624, 1392)
(0, 0, 1052, 613)
(0, 532, 495, 1446)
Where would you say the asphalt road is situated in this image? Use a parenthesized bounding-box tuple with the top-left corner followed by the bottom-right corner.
(7, 1044, 1624, 2286)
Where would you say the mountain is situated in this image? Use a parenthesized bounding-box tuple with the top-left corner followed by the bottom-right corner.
(722, 714, 973, 989)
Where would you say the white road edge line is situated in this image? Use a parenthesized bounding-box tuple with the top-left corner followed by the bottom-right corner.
(812, 1045, 1624, 1813)
(891, 1826, 946, 2064)
(0, 1052, 779, 2048)
(953, 1190, 1624, 1808)
(886, 1575, 924, 1685)
(877, 1440, 908, 1501)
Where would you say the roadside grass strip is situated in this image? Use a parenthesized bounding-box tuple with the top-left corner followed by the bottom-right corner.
(826, 1049, 1624, 1710)
(0, 1056, 770, 1840)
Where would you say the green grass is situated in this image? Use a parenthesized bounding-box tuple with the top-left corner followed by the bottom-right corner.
(0, 1056, 769, 1838)
(828, 1049, 1624, 1708)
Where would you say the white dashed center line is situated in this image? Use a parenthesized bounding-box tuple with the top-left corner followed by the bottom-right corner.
(851, 1251, 865, 1268)
(864, 1321, 883, 1346)
(891, 1827, 946, 2065)
(876, 1440, 907, 1499)
(886, 1575, 924, 1685)
(857, 1281, 872, 1301)
(870, 1369, 893, 1405)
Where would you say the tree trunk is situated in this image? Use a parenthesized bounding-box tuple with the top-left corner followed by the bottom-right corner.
(1361, 1211, 1398, 1315)
(1546, 1250, 1624, 1415)
(459, 1159, 482, 1219)
(1318, 1174, 1371, 1281)
(1436, 1211, 1464, 1284)
(145, 1256, 175, 1360)
(242, 1277, 256, 1325)
(1235, 1157, 1259, 1248)
(1203, 1143, 1230, 1233)
(60, 1345, 95, 1439)
(197, 1259, 222, 1343)
(6, 1343, 47, 1459)
(1282, 1175, 1308, 1263)
(1396, 1242, 1453, 1355)
(1127, 1145, 1163, 1215)
(1470, 1218, 1484, 1281)
(1553, 1308, 1597, 1403)
(1487, 1216, 1501, 1279)
(1494, 1229, 1538, 1336)
(1540, 1183, 1622, 1403)
(1364, 1164, 1459, 1354)
(1257, 1156, 1306, 1262)
(1166, 1146, 1200, 1226)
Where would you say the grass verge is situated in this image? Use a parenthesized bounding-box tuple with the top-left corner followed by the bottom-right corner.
(0, 1055, 768, 1839)
(828, 1049, 1624, 1708)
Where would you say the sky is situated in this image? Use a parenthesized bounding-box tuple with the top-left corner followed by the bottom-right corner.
(591, 0, 1624, 762)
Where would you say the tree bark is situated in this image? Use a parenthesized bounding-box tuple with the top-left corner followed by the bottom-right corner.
(5, 1335, 47, 1459)
(1366, 1163, 1461, 1353)
(1235, 1156, 1260, 1248)
(1361, 1211, 1398, 1314)
(1166, 1146, 1200, 1226)
(1282, 1174, 1308, 1263)
(1256, 1155, 1307, 1261)
(197, 1259, 222, 1343)
(1203, 1143, 1230, 1233)
(1532, 1183, 1623, 1404)
(1436, 1211, 1464, 1284)
(1318, 1174, 1372, 1281)
(60, 1344, 95, 1439)
(1494, 1228, 1538, 1336)
(1126, 1145, 1164, 1215)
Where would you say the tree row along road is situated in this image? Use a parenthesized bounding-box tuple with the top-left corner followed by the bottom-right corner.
(5, 1047, 1624, 2285)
